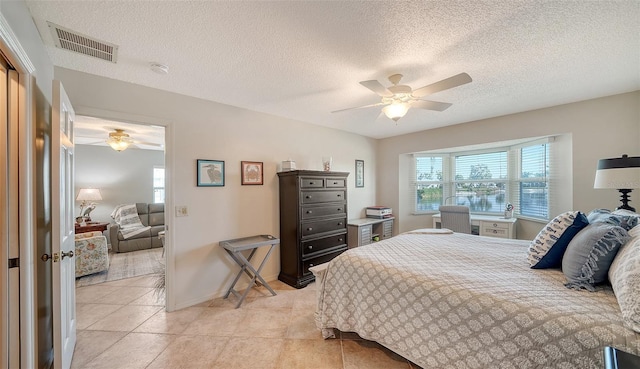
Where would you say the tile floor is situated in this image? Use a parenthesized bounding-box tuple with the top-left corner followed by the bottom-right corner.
(73, 275, 423, 369)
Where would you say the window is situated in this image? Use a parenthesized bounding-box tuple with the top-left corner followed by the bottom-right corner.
(153, 166, 165, 203)
(413, 138, 553, 219)
(516, 144, 549, 219)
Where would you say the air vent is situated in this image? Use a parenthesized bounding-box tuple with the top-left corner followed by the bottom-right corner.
(47, 22, 118, 63)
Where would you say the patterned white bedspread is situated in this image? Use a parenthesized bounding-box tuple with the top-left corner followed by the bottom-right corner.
(315, 232, 640, 369)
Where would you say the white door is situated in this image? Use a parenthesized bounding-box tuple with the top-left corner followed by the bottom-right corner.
(0, 53, 20, 369)
(52, 80, 76, 369)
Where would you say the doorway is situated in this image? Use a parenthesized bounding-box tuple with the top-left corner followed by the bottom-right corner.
(73, 116, 166, 292)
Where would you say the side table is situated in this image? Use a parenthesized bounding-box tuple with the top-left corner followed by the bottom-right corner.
(75, 222, 109, 234)
(219, 234, 280, 308)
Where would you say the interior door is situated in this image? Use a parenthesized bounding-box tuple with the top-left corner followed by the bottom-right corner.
(51, 80, 76, 369)
(0, 52, 20, 369)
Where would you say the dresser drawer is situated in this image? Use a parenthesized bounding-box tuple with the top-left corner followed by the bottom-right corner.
(301, 190, 345, 204)
(300, 177, 324, 188)
(302, 233, 347, 257)
(303, 248, 347, 276)
(325, 178, 346, 188)
(302, 218, 346, 237)
(302, 204, 347, 219)
(481, 227, 509, 238)
(481, 221, 509, 230)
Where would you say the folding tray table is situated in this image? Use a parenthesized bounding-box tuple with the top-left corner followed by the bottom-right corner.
(219, 234, 280, 308)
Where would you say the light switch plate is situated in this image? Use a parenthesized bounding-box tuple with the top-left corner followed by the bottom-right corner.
(175, 205, 188, 217)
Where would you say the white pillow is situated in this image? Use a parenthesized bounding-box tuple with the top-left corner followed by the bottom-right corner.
(608, 232, 640, 333)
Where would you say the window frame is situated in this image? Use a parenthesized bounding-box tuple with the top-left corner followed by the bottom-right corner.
(153, 165, 165, 204)
(412, 138, 552, 220)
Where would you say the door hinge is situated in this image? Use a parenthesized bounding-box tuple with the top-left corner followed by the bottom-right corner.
(8, 258, 19, 268)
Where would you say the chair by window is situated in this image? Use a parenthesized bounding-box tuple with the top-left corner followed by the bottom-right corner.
(438, 205, 472, 234)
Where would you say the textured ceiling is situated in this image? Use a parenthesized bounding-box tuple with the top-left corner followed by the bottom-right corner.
(25, 0, 640, 140)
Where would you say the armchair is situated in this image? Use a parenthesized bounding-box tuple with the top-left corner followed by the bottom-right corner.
(75, 231, 109, 278)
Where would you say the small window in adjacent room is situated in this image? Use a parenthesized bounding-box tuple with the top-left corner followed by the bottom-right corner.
(153, 166, 165, 203)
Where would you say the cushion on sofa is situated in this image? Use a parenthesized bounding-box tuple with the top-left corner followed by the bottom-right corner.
(528, 211, 589, 269)
(562, 222, 629, 291)
(608, 225, 640, 332)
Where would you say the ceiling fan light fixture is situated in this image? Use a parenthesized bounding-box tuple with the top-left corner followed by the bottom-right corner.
(383, 103, 410, 122)
(106, 129, 133, 151)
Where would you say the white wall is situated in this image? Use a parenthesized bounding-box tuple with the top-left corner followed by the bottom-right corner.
(55, 67, 378, 310)
(377, 91, 640, 240)
(75, 144, 165, 224)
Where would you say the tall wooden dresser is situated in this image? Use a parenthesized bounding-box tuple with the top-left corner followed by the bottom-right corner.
(277, 170, 349, 288)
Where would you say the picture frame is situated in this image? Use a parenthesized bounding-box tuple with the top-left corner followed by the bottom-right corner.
(197, 159, 225, 187)
(241, 161, 263, 185)
(355, 159, 364, 188)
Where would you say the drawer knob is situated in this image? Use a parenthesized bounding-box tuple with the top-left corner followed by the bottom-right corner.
(309, 182, 314, 185)
(307, 210, 312, 214)
(493, 230, 497, 233)
(493, 223, 498, 227)
(339, 238, 343, 242)
(307, 227, 313, 231)
(338, 222, 343, 226)
(306, 195, 311, 199)
(308, 246, 313, 250)
(333, 181, 338, 184)
(337, 208, 342, 211)
(309, 263, 314, 267)
(337, 194, 341, 197)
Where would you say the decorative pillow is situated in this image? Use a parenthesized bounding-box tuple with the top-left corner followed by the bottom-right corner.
(528, 211, 589, 269)
(608, 233, 640, 333)
(562, 223, 630, 291)
(588, 208, 639, 231)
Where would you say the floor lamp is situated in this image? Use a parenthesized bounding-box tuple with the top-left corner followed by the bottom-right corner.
(594, 154, 640, 212)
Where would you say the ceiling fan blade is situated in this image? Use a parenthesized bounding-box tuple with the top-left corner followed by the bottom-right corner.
(359, 80, 393, 97)
(411, 100, 453, 112)
(412, 73, 472, 98)
(135, 140, 164, 147)
(331, 102, 387, 113)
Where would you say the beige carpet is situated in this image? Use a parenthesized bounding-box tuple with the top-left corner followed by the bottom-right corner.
(75, 247, 164, 287)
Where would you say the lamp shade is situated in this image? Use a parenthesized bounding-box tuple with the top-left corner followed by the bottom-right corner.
(76, 188, 102, 202)
(594, 155, 640, 189)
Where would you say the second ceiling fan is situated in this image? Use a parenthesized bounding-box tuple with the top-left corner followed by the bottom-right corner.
(333, 72, 472, 122)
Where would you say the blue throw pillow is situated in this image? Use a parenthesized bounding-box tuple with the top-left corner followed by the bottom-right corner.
(562, 223, 630, 291)
(588, 208, 639, 231)
(528, 211, 589, 269)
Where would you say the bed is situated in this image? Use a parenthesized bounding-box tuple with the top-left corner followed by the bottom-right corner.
(314, 230, 640, 369)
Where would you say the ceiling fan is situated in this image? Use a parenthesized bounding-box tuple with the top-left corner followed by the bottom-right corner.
(81, 128, 163, 152)
(332, 72, 472, 122)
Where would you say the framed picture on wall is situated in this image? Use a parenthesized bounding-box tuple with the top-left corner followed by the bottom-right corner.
(241, 161, 263, 185)
(355, 159, 364, 188)
(197, 159, 225, 187)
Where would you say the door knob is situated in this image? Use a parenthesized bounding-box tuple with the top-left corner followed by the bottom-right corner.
(41, 254, 52, 262)
(61, 250, 74, 259)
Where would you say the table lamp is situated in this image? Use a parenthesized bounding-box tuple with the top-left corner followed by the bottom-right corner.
(594, 154, 640, 212)
(76, 188, 102, 222)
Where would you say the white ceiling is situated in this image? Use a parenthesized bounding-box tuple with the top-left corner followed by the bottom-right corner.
(25, 1, 640, 141)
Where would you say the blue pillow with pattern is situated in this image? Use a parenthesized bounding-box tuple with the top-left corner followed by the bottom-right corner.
(563, 223, 630, 291)
(588, 208, 639, 231)
(528, 211, 589, 269)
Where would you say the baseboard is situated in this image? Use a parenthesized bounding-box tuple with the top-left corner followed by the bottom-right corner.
(172, 271, 280, 311)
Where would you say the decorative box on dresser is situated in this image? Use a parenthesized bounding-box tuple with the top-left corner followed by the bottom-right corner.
(277, 170, 349, 288)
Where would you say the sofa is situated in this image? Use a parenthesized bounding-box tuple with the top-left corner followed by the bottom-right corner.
(110, 203, 165, 253)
